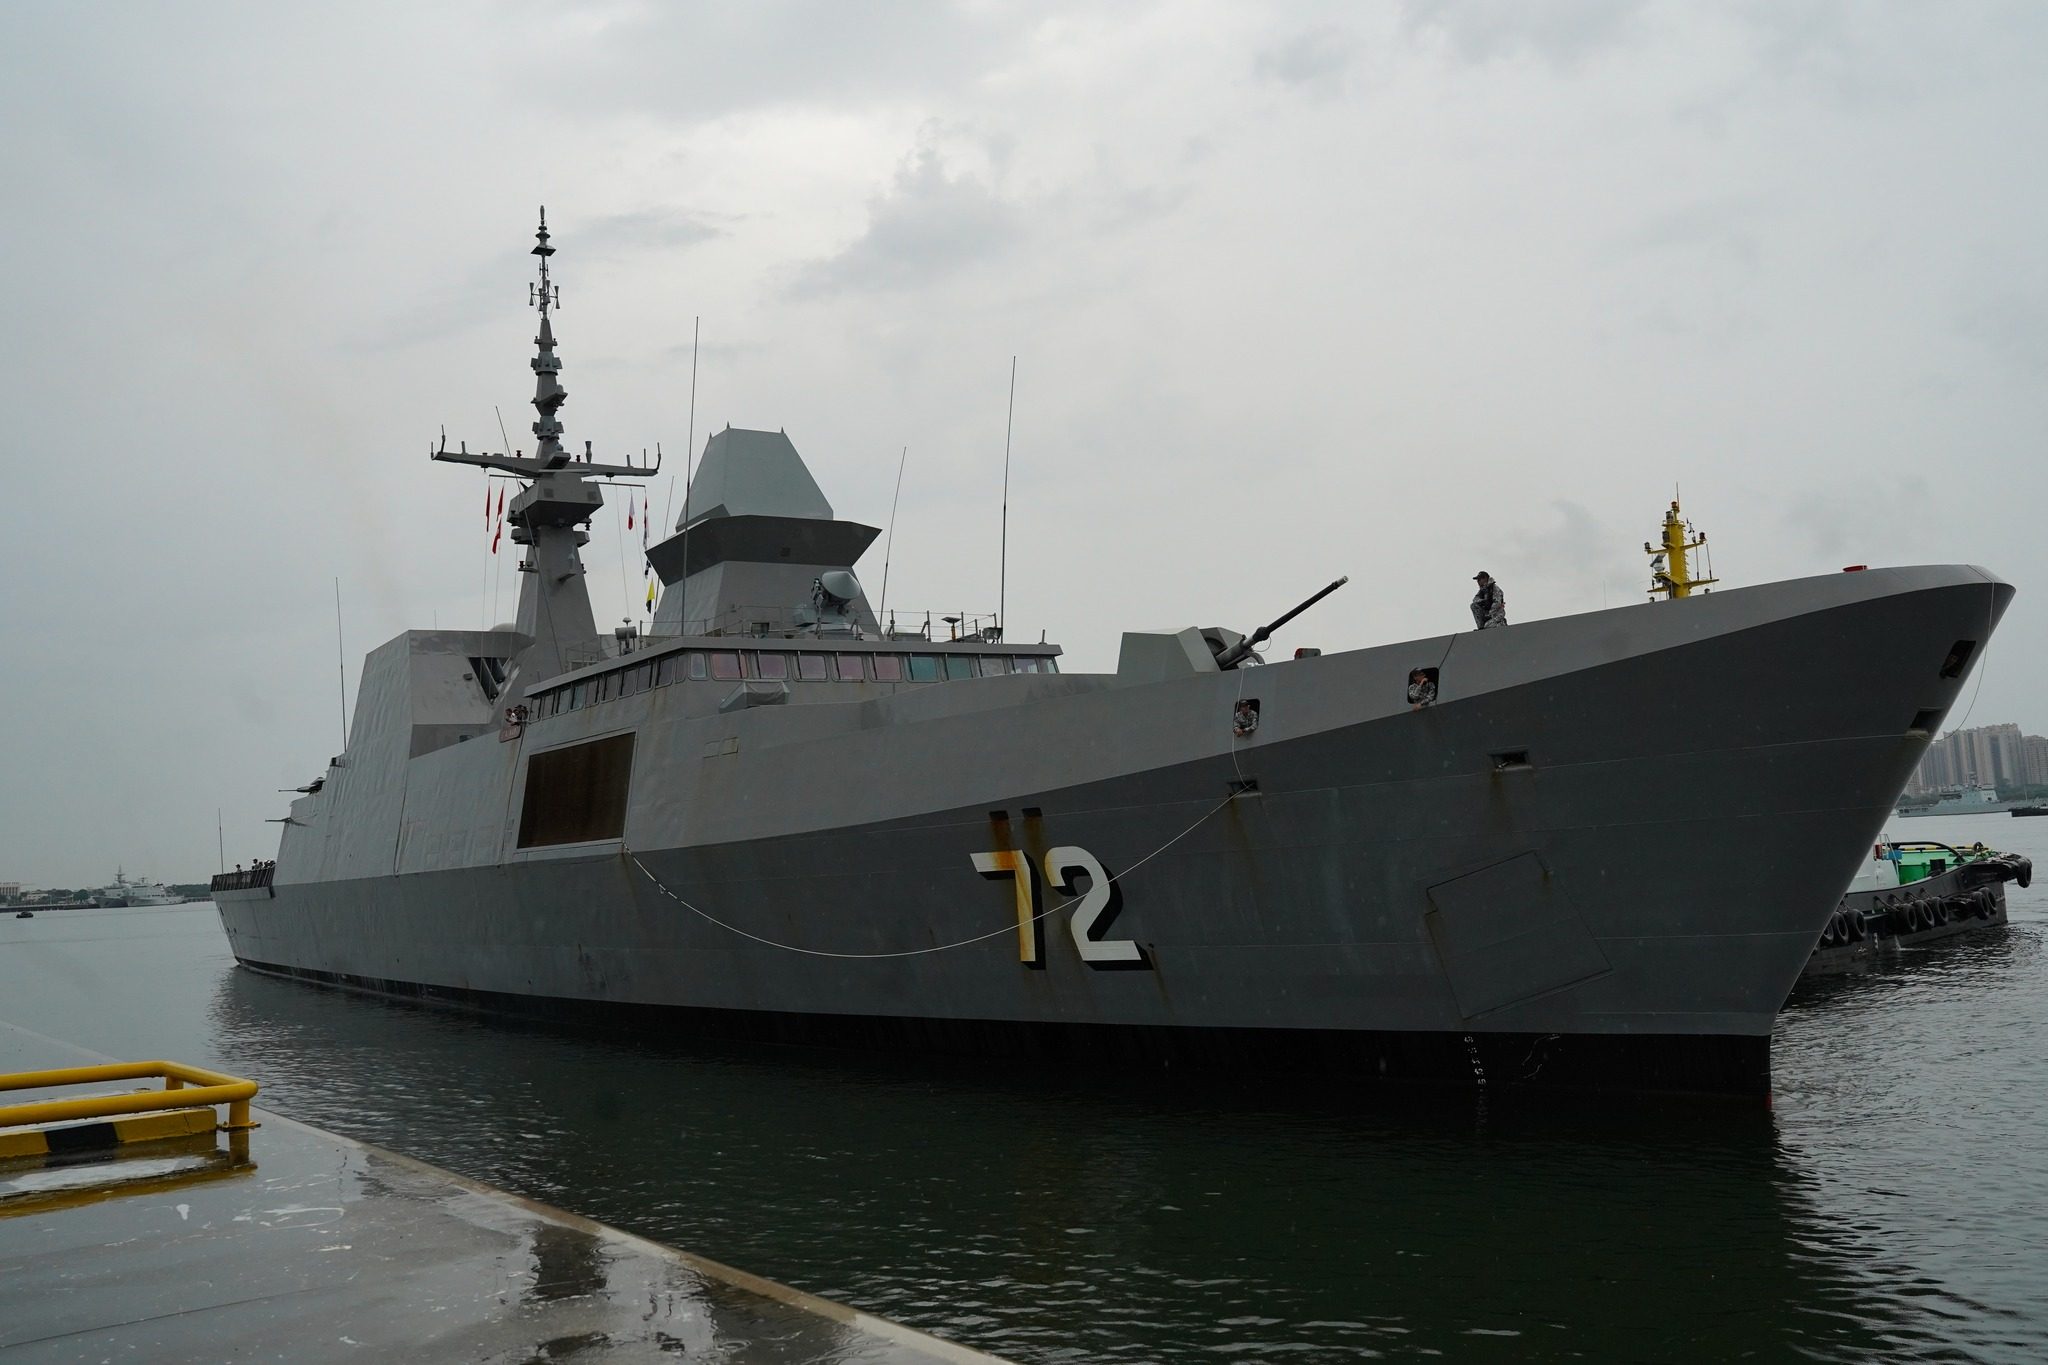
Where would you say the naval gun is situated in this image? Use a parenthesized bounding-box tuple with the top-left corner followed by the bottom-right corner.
(1211, 576, 1350, 669)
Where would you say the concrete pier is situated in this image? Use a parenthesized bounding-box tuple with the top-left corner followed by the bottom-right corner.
(0, 1020, 1008, 1364)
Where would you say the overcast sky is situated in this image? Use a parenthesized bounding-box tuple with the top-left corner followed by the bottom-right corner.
(4, 1, 2045, 886)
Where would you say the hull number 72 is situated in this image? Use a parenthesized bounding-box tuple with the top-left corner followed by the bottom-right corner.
(971, 846, 1148, 969)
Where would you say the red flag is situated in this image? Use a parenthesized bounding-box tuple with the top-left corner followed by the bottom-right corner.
(484, 483, 491, 528)
(496, 485, 505, 517)
(627, 493, 635, 531)
(491, 519, 502, 554)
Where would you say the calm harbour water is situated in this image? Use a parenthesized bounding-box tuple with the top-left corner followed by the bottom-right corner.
(4, 812, 2046, 1364)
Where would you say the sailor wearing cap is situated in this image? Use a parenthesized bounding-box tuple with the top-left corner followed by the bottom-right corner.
(1470, 571, 1507, 630)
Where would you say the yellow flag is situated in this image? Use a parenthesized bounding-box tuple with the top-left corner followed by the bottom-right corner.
(645, 579, 656, 611)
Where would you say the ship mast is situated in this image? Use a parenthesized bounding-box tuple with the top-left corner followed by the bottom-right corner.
(1645, 498, 1718, 600)
(431, 209, 658, 689)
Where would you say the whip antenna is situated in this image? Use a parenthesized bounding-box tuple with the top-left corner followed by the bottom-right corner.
(675, 316, 700, 633)
(998, 356, 1015, 638)
(663, 316, 697, 534)
(878, 445, 908, 628)
(334, 577, 348, 748)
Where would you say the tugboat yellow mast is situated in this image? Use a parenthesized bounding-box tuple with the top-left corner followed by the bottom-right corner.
(1645, 498, 1718, 600)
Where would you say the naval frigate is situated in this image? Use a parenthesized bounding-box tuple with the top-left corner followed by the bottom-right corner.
(215, 213, 2014, 1095)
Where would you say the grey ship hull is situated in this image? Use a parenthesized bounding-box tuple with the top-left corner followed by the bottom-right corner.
(219, 565, 2010, 1096)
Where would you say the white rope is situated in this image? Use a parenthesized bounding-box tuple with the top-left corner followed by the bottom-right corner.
(627, 789, 1242, 960)
(1941, 590, 1998, 739)
(1231, 661, 1252, 787)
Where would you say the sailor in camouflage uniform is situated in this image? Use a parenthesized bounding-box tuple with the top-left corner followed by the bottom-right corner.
(1471, 571, 1506, 629)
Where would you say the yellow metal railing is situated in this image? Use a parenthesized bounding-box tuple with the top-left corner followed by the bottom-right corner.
(0, 1061, 259, 1134)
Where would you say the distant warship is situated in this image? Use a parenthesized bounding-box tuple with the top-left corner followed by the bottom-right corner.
(98, 870, 180, 907)
(216, 213, 2014, 1096)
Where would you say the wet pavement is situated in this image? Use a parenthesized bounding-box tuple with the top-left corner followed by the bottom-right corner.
(0, 1019, 1007, 1365)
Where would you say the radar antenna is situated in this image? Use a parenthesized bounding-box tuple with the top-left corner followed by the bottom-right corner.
(430, 208, 656, 482)
(426, 210, 661, 687)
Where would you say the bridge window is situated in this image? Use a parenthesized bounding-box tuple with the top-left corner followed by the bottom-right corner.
(978, 656, 1009, 677)
(568, 681, 587, 710)
(798, 653, 830, 681)
(944, 656, 973, 680)
(908, 655, 940, 682)
(752, 652, 788, 681)
(687, 652, 708, 681)
(710, 652, 741, 681)
(871, 655, 903, 682)
(655, 654, 676, 687)
(836, 654, 867, 681)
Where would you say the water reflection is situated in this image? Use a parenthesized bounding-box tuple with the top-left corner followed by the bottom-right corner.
(204, 968, 1951, 1364)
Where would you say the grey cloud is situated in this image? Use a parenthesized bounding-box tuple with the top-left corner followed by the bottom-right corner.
(790, 147, 1020, 297)
(1399, 0, 1649, 67)
(1087, 181, 1195, 234)
(526, 2, 1038, 122)
(1733, 1, 1935, 110)
(350, 211, 718, 355)
(1255, 25, 1364, 98)
(1609, 200, 1764, 273)
(1779, 479, 1931, 560)
(661, 339, 760, 367)
(577, 208, 725, 259)
(1957, 293, 2048, 375)
(353, 256, 513, 354)
(1498, 501, 1639, 604)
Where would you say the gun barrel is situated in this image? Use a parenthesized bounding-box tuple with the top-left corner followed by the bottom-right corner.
(1215, 575, 1349, 669)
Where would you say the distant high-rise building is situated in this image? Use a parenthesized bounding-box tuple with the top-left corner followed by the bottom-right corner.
(2027, 734, 2048, 789)
(1907, 722, 2043, 796)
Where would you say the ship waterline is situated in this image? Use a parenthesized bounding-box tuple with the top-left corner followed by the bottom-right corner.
(219, 553, 2010, 1095)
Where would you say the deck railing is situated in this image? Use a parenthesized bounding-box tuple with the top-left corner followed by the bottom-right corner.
(209, 865, 274, 894)
(556, 604, 1007, 669)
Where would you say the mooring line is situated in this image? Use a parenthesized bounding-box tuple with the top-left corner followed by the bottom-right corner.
(627, 789, 1242, 960)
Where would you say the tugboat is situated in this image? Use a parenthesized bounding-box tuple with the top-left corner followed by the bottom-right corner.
(1803, 840, 2032, 975)
(214, 213, 2017, 1098)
